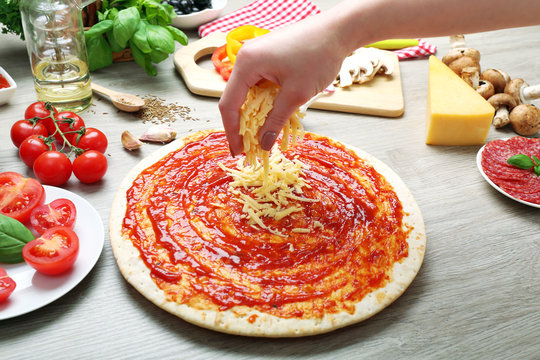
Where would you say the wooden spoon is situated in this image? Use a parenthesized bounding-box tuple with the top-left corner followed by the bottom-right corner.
(91, 82, 145, 112)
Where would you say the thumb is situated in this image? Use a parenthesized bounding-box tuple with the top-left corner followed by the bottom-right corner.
(259, 87, 307, 151)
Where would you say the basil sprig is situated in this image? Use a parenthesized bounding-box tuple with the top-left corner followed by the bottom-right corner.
(507, 154, 540, 176)
(84, 0, 188, 76)
(0, 214, 34, 264)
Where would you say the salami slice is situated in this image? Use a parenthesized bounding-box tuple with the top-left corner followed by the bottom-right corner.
(481, 137, 540, 205)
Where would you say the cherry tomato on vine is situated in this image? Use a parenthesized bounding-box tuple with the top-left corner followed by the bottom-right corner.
(30, 198, 77, 235)
(19, 135, 56, 168)
(33, 151, 72, 186)
(10, 119, 49, 148)
(72, 127, 108, 153)
(0, 267, 16, 303)
(72, 150, 107, 184)
(0, 171, 45, 223)
(24, 101, 57, 134)
(22, 226, 79, 275)
(53, 111, 85, 145)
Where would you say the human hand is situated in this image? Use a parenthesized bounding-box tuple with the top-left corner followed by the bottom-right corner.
(219, 14, 350, 156)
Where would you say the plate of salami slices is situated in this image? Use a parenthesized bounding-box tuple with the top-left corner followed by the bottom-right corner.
(476, 137, 540, 208)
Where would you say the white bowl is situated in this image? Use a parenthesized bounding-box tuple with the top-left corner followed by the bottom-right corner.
(0, 66, 17, 106)
(171, 0, 227, 29)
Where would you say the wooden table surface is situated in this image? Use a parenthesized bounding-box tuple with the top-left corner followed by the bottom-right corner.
(1, 1, 539, 359)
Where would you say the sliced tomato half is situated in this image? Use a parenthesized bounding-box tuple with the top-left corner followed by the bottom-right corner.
(0, 172, 45, 223)
(22, 226, 79, 275)
(30, 198, 77, 235)
(0, 267, 16, 303)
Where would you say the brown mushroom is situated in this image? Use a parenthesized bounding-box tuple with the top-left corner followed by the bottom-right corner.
(505, 78, 528, 105)
(480, 69, 510, 93)
(487, 93, 518, 128)
(509, 104, 540, 136)
(476, 80, 495, 100)
(505, 78, 540, 104)
(446, 56, 481, 78)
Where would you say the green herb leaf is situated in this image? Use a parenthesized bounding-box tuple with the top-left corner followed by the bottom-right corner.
(85, 19, 114, 38)
(535, 165, 540, 177)
(131, 21, 152, 54)
(166, 25, 188, 46)
(507, 154, 535, 170)
(0, 0, 25, 39)
(147, 24, 175, 54)
(0, 214, 34, 264)
(86, 35, 114, 71)
(129, 41, 157, 76)
(106, 29, 125, 53)
(150, 50, 168, 63)
(113, 7, 141, 48)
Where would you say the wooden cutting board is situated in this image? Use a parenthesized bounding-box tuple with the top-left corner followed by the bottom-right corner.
(174, 32, 404, 117)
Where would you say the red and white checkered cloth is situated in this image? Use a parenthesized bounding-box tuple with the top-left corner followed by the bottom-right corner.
(199, 0, 437, 60)
(394, 39, 437, 60)
(198, 0, 320, 38)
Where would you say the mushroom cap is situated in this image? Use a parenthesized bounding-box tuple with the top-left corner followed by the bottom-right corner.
(447, 56, 481, 76)
(477, 80, 495, 100)
(481, 69, 509, 93)
(488, 93, 518, 110)
(504, 78, 528, 105)
(442, 48, 481, 65)
(509, 104, 540, 136)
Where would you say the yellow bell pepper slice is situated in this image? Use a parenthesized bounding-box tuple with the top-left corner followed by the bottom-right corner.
(226, 25, 270, 64)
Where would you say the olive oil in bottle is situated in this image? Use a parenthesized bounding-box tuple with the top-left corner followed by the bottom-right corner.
(20, 0, 93, 113)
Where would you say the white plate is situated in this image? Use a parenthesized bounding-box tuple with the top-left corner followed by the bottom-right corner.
(476, 142, 540, 208)
(171, 0, 227, 29)
(0, 186, 104, 320)
(0, 66, 17, 106)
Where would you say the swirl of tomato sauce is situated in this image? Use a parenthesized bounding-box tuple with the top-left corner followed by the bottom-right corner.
(122, 131, 410, 318)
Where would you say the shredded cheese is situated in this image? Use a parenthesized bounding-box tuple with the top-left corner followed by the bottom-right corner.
(220, 81, 317, 235)
(238, 81, 305, 180)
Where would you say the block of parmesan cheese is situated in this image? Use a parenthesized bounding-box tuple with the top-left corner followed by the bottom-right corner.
(426, 56, 495, 145)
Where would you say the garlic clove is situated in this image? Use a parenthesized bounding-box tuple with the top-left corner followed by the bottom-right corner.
(122, 130, 143, 151)
(139, 124, 177, 143)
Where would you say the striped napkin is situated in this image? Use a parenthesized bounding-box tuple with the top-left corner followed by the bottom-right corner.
(198, 0, 437, 59)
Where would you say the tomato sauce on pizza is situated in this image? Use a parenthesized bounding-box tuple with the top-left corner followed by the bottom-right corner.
(122, 131, 412, 319)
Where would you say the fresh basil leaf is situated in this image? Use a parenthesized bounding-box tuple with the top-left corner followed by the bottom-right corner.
(97, 10, 106, 22)
(84, 19, 114, 39)
(0, 214, 34, 263)
(507, 154, 534, 169)
(166, 25, 188, 46)
(150, 50, 168, 63)
(130, 41, 157, 76)
(155, 3, 175, 26)
(533, 156, 540, 165)
(131, 21, 152, 54)
(105, 7, 119, 21)
(534, 165, 540, 176)
(107, 29, 125, 53)
(144, 4, 159, 23)
(86, 35, 113, 71)
(113, 7, 141, 48)
(147, 24, 175, 54)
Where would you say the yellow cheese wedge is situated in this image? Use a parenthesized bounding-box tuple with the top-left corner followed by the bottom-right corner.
(426, 56, 495, 145)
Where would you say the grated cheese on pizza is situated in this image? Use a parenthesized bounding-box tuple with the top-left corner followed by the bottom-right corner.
(219, 150, 317, 236)
(219, 81, 316, 235)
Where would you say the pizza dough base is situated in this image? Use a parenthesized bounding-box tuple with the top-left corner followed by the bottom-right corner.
(109, 130, 426, 337)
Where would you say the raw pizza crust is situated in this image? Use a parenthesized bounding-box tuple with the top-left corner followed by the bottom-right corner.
(109, 130, 426, 337)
